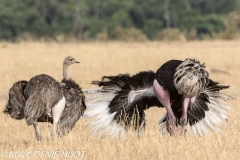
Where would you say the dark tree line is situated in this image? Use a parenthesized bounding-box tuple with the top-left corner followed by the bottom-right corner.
(0, 0, 239, 41)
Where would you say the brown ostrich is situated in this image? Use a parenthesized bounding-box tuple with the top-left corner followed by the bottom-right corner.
(4, 56, 86, 140)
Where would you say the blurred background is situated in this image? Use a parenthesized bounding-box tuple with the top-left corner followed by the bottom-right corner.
(0, 0, 240, 42)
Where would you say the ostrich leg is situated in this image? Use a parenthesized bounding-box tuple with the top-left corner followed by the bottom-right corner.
(51, 97, 66, 137)
(181, 98, 190, 126)
(33, 120, 42, 141)
(153, 79, 176, 136)
(179, 98, 190, 135)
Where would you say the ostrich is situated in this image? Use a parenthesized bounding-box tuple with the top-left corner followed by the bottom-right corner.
(84, 58, 230, 137)
(4, 56, 86, 140)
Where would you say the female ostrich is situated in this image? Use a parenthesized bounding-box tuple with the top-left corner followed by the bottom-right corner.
(4, 56, 86, 140)
(84, 58, 230, 137)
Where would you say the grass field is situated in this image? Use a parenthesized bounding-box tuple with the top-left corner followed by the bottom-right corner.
(0, 41, 239, 160)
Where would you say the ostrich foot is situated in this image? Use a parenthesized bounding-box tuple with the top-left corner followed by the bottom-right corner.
(166, 115, 176, 136)
(174, 126, 187, 136)
(180, 117, 187, 128)
(177, 117, 187, 136)
(35, 134, 42, 141)
(167, 116, 188, 136)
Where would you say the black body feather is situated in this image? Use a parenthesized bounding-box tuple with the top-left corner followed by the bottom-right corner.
(156, 60, 182, 98)
(91, 71, 163, 131)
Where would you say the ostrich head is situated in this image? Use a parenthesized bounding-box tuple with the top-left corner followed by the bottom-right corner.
(63, 56, 79, 80)
(63, 56, 80, 66)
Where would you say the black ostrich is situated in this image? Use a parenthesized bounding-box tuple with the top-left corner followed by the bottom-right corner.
(4, 56, 86, 140)
(84, 58, 230, 137)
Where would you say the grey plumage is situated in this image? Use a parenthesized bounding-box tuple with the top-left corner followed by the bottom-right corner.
(4, 56, 86, 140)
(24, 74, 63, 125)
(4, 80, 28, 120)
(59, 78, 86, 135)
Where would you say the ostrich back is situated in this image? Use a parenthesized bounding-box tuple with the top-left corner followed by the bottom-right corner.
(23, 74, 63, 125)
(156, 59, 209, 99)
(155, 60, 183, 99)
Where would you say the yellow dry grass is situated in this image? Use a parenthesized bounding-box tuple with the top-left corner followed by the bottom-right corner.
(0, 41, 240, 160)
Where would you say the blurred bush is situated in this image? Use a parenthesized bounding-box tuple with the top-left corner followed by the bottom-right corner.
(157, 28, 186, 41)
(0, 0, 239, 41)
(221, 12, 240, 39)
(142, 19, 164, 40)
(183, 29, 197, 41)
(111, 27, 148, 42)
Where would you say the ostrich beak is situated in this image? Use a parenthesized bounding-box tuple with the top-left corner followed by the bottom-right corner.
(75, 60, 80, 64)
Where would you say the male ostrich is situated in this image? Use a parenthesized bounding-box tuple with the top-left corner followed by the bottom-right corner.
(84, 58, 230, 137)
(4, 56, 86, 140)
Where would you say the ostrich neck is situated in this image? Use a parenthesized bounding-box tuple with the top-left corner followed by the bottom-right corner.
(63, 63, 69, 80)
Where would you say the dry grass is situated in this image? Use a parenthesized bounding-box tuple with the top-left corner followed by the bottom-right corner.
(0, 41, 240, 160)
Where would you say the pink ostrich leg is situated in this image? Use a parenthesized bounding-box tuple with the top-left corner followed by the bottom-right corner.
(179, 98, 190, 135)
(153, 79, 176, 135)
(181, 98, 190, 126)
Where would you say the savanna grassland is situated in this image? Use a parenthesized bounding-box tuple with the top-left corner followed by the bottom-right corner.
(0, 41, 240, 160)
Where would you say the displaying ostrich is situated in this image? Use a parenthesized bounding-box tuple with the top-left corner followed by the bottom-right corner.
(84, 58, 230, 137)
(4, 56, 86, 140)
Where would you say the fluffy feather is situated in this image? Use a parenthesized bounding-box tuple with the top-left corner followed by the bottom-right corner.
(84, 71, 163, 136)
(23, 74, 63, 125)
(3, 80, 28, 120)
(174, 58, 209, 98)
(159, 79, 230, 135)
(58, 78, 86, 135)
